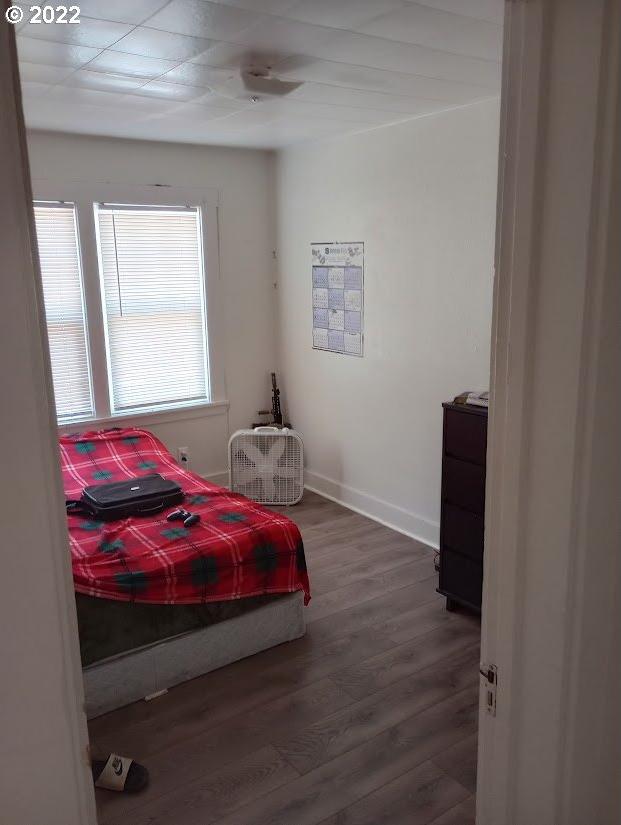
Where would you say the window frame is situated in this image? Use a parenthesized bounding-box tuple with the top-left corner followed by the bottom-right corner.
(32, 199, 95, 424)
(94, 201, 211, 416)
(32, 180, 226, 430)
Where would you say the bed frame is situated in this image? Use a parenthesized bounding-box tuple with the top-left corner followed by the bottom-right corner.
(82, 591, 305, 718)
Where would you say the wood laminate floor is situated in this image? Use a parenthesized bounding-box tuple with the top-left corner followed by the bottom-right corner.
(89, 492, 481, 825)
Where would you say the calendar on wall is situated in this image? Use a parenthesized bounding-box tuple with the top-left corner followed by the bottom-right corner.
(311, 241, 363, 357)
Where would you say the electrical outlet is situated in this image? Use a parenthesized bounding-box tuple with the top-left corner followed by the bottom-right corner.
(177, 446, 190, 467)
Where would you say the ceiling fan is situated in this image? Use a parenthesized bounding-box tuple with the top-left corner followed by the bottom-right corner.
(241, 67, 303, 100)
(206, 57, 304, 102)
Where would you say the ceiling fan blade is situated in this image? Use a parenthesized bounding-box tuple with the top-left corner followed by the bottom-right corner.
(242, 72, 303, 97)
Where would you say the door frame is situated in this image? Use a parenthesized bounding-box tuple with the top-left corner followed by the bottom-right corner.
(0, 20, 97, 825)
(476, 0, 547, 819)
(477, 0, 620, 823)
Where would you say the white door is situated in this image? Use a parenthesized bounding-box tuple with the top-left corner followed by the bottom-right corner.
(477, 1, 621, 823)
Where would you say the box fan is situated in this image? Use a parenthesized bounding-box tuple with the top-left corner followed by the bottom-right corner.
(228, 427, 304, 505)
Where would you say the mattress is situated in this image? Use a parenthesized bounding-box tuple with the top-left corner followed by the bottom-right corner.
(59, 427, 310, 606)
(76, 591, 286, 666)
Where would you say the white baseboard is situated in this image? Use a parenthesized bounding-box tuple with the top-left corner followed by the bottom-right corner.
(198, 468, 439, 549)
(304, 469, 440, 549)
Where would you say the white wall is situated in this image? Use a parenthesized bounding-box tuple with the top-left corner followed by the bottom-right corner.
(275, 99, 499, 545)
(26, 131, 277, 479)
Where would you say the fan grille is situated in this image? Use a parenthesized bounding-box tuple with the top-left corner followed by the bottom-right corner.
(229, 431, 303, 505)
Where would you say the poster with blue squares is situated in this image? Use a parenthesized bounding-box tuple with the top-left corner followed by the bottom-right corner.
(311, 242, 363, 357)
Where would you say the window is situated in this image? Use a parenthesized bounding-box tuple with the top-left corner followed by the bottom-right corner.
(32, 193, 213, 424)
(33, 202, 94, 422)
(95, 204, 209, 414)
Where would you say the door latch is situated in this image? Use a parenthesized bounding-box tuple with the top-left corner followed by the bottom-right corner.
(479, 662, 498, 716)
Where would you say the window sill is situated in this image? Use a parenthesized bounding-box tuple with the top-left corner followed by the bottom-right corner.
(58, 400, 229, 434)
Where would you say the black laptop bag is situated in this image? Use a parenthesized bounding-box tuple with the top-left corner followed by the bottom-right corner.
(66, 473, 183, 521)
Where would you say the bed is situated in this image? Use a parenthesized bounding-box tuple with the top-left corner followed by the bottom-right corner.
(60, 427, 310, 717)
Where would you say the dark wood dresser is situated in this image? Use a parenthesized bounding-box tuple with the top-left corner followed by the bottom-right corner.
(438, 402, 488, 612)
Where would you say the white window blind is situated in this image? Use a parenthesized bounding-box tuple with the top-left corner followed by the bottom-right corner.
(33, 202, 94, 422)
(95, 204, 209, 414)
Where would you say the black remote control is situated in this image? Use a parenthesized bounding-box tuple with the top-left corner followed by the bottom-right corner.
(167, 509, 189, 522)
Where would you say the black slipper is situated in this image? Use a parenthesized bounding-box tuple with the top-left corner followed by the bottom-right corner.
(92, 754, 149, 793)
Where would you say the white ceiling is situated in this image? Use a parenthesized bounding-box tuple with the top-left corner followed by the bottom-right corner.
(16, 0, 504, 150)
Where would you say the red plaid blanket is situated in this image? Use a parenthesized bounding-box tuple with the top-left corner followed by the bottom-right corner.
(60, 428, 310, 605)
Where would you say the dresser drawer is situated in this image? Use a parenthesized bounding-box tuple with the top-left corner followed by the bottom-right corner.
(439, 549, 483, 609)
(441, 503, 484, 562)
(442, 456, 486, 515)
(444, 408, 487, 466)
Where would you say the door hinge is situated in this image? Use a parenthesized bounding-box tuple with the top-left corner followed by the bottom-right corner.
(480, 662, 498, 716)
